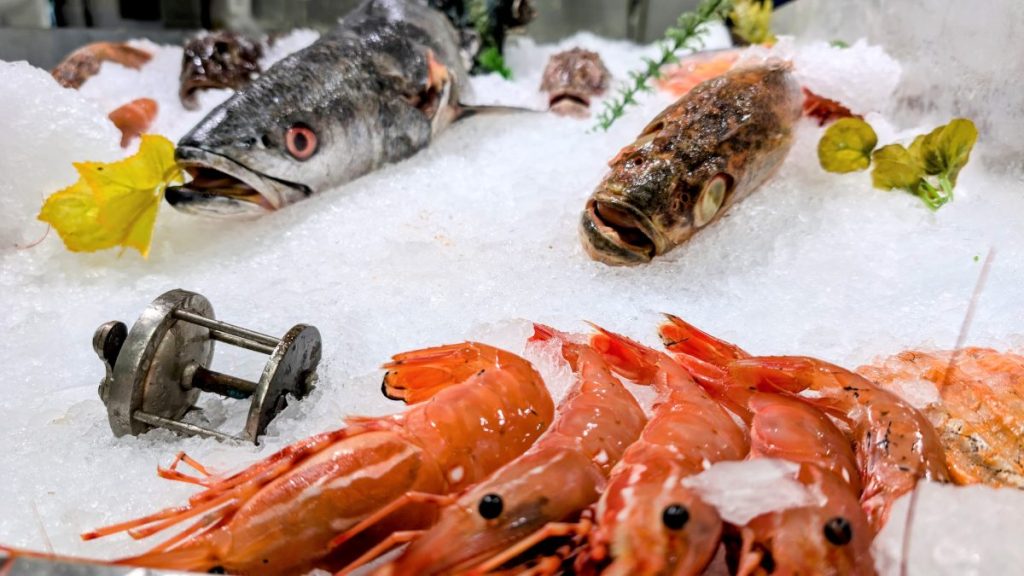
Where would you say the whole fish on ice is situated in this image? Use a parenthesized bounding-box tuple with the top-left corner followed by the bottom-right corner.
(167, 0, 477, 218)
(581, 61, 802, 265)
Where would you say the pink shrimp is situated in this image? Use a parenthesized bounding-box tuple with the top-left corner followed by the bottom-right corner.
(577, 325, 748, 576)
(81, 342, 554, 575)
(372, 325, 647, 575)
(659, 314, 950, 530)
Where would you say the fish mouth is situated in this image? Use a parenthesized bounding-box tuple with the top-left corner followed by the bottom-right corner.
(580, 197, 662, 266)
(165, 146, 311, 218)
(548, 92, 591, 118)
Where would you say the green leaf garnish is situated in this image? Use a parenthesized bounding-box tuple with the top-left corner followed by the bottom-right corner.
(478, 46, 512, 79)
(817, 118, 878, 173)
(817, 117, 977, 212)
(871, 144, 923, 190)
(829, 39, 850, 48)
(919, 118, 978, 186)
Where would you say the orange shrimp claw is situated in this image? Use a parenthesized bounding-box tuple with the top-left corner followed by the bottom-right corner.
(327, 491, 453, 551)
(658, 314, 750, 368)
(334, 530, 426, 576)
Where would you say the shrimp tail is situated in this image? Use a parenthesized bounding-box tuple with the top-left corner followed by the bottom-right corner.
(530, 323, 585, 369)
(727, 356, 822, 395)
(585, 323, 662, 385)
(658, 314, 750, 368)
(381, 342, 497, 404)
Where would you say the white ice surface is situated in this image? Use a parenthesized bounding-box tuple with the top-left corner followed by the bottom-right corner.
(0, 28, 1023, 569)
(874, 482, 1024, 575)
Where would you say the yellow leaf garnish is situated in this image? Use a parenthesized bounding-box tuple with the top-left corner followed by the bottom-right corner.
(730, 0, 776, 45)
(38, 134, 182, 257)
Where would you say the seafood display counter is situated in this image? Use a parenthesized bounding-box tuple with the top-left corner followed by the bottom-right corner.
(1, 0, 1023, 575)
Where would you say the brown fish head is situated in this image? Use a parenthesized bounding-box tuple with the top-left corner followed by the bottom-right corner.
(581, 62, 802, 266)
(541, 48, 610, 117)
(581, 121, 732, 265)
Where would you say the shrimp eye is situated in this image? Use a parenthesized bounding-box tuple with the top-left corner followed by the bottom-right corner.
(824, 516, 853, 545)
(285, 123, 317, 160)
(478, 493, 503, 519)
(662, 503, 690, 530)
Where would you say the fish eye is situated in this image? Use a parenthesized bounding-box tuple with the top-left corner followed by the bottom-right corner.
(661, 503, 690, 530)
(693, 173, 730, 227)
(285, 123, 318, 160)
(823, 516, 853, 545)
(478, 493, 503, 519)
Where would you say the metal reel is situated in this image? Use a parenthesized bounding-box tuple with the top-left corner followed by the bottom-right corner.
(94, 289, 321, 443)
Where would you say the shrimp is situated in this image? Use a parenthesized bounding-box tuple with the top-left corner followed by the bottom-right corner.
(658, 314, 950, 530)
(577, 325, 748, 576)
(859, 347, 1024, 488)
(728, 461, 876, 576)
(81, 342, 554, 575)
(51, 42, 152, 89)
(373, 325, 647, 575)
(108, 98, 158, 148)
(659, 318, 875, 574)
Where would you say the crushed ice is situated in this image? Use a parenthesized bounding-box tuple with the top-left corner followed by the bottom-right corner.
(0, 27, 1022, 572)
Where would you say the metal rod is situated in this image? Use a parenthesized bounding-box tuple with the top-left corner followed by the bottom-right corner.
(207, 328, 277, 354)
(133, 411, 240, 442)
(173, 309, 281, 348)
(189, 366, 258, 398)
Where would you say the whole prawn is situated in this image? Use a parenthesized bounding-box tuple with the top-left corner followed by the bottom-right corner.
(373, 325, 647, 575)
(81, 342, 554, 575)
(659, 315, 950, 530)
(654, 318, 875, 574)
(577, 325, 748, 576)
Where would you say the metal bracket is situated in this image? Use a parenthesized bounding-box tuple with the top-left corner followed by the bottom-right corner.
(94, 289, 321, 443)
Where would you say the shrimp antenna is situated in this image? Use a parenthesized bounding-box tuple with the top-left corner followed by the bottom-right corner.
(900, 246, 996, 576)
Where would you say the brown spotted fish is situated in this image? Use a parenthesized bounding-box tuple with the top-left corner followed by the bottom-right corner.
(179, 31, 263, 111)
(540, 47, 610, 118)
(580, 61, 802, 265)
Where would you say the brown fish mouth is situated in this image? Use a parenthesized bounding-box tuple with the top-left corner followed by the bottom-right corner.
(580, 198, 660, 265)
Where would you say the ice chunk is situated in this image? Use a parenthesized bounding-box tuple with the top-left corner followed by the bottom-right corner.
(0, 61, 122, 250)
(683, 459, 822, 525)
(874, 482, 1024, 575)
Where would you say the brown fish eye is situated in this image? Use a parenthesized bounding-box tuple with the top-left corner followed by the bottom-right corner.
(823, 516, 853, 546)
(285, 123, 317, 160)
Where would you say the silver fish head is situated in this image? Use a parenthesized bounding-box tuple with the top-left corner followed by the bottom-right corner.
(166, 63, 391, 218)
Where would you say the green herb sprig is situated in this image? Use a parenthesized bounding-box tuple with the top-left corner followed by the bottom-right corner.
(594, 0, 733, 132)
